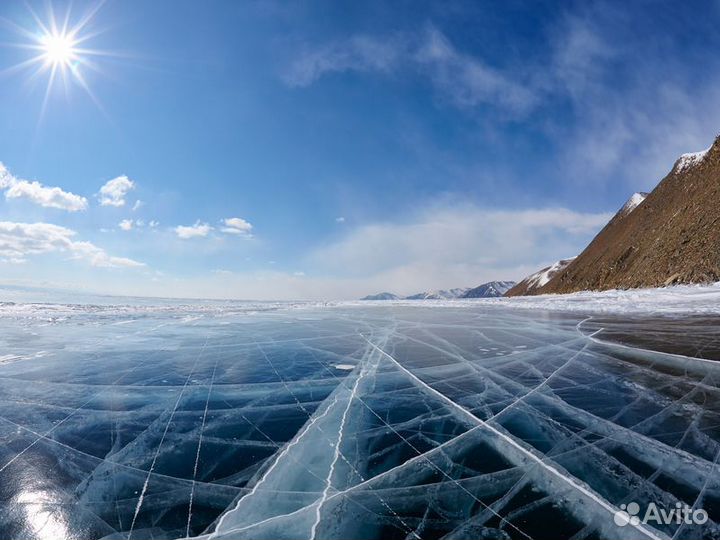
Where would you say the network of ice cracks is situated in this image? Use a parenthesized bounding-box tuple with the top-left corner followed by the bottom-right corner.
(0, 301, 719, 540)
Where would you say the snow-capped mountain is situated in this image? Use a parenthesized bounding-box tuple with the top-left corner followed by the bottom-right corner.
(405, 288, 470, 300)
(505, 259, 575, 297)
(461, 281, 516, 298)
(507, 192, 650, 297)
(528, 134, 720, 294)
(360, 292, 400, 300)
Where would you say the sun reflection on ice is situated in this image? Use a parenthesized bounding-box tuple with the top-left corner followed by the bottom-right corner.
(16, 490, 69, 540)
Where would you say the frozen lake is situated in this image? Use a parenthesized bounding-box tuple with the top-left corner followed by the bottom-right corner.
(0, 300, 719, 540)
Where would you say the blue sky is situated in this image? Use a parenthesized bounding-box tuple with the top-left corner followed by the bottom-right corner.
(1, 0, 719, 300)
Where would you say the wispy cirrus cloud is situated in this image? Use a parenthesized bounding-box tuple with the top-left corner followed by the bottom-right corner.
(98, 175, 135, 207)
(284, 34, 406, 87)
(0, 162, 88, 212)
(544, 10, 720, 188)
(284, 27, 536, 113)
(414, 28, 536, 112)
(0, 221, 144, 268)
(285, 10, 720, 192)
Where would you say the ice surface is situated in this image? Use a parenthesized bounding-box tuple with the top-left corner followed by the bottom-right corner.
(496, 282, 720, 315)
(0, 297, 719, 539)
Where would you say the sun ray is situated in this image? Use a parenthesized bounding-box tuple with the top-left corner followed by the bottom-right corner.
(24, 2, 51, 38)
(0, 16, 42, 42)
(61, 2, 72, 36)
(46, 1, 59, 36)
(0, 55, 44, 77)
(0, 0, 115, 117)
(70, 0, 107, 37)
(39, 61, 58, 124)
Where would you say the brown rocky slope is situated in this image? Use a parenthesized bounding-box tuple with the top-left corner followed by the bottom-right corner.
(520, 135, 720, 295)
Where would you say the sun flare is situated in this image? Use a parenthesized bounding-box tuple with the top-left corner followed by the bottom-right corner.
(40, 32, 78, 67)
(3, 1, 112, 116)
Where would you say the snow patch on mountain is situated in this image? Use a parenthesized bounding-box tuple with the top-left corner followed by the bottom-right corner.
(675, 147, 711, 173)
(522, 258, 576, 291)
(618, 192, 648, 217)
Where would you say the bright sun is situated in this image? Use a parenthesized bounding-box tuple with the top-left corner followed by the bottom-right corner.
(7, 2, 112, 115)
(40, 32, 78, 67)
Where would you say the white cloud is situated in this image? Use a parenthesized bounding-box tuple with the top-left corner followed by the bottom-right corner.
(66, 203, 612, 301)
(549, 14, 617, 101)
(0, 162, 88, 212)
(1, 257, 27, 265)
(284, 18, 720, 188)
(285, 34, 406, 87)
(68, 241, 145, 268)
(0, 221, 144, 268)
(148, 220, 159, 228)
(220, 217, 253, 236)
(132, 200, 143, 211)
(118, 218, 147, 231)
(119, 219, 134, 231)
(414, 28, 536, 112)
(335, 216, 346, 223)
(0, 163, 11, 189)
(285, 28, 535, 113)
(306, 203, 611, 296)
(175, 221, 213, 239)
(98, 175, 135, 207)
(5, 180, 88, 212)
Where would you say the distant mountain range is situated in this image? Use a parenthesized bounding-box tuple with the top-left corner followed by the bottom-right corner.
(405, 288, 470, 300)
(360, 281, 516, 301)
(360, 292, 401, 301)
(511, 134, 720, 295)
(462, 281, 515, 298)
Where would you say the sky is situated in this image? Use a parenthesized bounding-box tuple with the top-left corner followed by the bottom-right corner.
(0, 0, 719, 300)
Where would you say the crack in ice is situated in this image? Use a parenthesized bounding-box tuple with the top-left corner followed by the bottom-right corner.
(364, 336, 667, 540)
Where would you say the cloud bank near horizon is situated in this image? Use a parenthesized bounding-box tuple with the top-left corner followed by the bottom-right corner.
(0, 221, 144, 268)
(7, 202, 610, 301)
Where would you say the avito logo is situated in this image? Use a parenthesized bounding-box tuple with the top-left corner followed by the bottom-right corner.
(614, 502, 708, 527)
